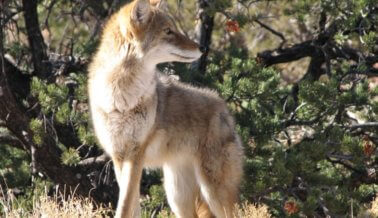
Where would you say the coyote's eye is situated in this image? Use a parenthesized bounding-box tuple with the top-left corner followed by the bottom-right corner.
(164, 28, 173, 35)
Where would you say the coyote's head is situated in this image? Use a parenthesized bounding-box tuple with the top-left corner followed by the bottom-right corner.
(115, 0, 202, 65)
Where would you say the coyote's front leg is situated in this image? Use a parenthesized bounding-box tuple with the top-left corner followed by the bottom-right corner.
(114, 152, 144, 218)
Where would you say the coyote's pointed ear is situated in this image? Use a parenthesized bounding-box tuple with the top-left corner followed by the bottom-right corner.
(150, 0, 167, 10)
(131, 0, 151, 25)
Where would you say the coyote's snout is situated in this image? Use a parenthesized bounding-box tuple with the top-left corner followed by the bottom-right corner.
(88, 0, 244, 217)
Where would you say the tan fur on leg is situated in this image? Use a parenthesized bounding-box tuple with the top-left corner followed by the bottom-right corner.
(115, 159, 143, 218)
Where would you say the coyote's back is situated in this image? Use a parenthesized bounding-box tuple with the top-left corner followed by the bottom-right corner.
(88, 0, 244, 217)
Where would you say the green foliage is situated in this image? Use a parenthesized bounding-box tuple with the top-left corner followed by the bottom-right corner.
(0, 140, 30, 188)
(362, 31, 377, 51)
(72, 73, 89, 102)
(30, 72, 95, 163)
(206, 48, 289, 146)
(30, 73, 96, 149)
(77, 125, 96, 146)
(61, 147, 81, 166)
(141, 185, 171, 217)
(31, 77, 69, 115)
(29, 119, 44, 146)
(146, 185, 166, 210)
(8, 42, 28, 60)
(55, 103, 70, 124)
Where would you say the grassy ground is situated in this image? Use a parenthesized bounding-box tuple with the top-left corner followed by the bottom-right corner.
(0, 186, 272, 218)
(0, 189, 111, 218)
(2, 186, 378, 217)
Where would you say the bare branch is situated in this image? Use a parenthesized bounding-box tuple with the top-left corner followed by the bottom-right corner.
(257, 40, 315, 67)
(0, 132, 25, 150)
(349, 122, 378, 130)
(326, 156, 362, 173)
(254, 19, 286, 48)
(78, 153, 109, 167)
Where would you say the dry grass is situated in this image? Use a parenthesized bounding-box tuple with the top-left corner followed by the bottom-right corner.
(0, 187, 112, 218)
(369, 195, 378, 216)
(234, 202, 271, 218)
(358, 194, 378, 218)
(0, 183, 271, 218)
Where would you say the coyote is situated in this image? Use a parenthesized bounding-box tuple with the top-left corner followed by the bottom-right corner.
(88, 0, 243, 217)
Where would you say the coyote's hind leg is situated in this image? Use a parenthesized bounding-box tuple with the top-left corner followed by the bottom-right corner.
(195, 142, 243, 218)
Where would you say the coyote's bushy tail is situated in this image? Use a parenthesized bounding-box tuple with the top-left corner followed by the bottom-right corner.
(196, 194, 215, 218)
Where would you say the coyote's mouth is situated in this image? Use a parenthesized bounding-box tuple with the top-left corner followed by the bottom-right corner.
(170, 52, 198, 60)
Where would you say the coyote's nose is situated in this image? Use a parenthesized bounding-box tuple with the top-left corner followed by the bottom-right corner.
(199, 46, 207, 53)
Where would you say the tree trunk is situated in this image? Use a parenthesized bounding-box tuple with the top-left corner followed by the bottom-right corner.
(22, 0, 50, 78)
(191, 0, 214, 74)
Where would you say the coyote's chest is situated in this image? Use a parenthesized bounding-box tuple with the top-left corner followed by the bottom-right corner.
(92, 95, 157, 159)
(88, 55, 157, 158)
(106, 104, 149, 136)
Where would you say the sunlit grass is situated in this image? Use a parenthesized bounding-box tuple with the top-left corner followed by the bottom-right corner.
(0, 184, 274, 218)
(0, 185, 111, 218)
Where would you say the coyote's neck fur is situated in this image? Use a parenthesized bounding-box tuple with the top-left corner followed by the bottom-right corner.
(89, 21, 157, 113)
